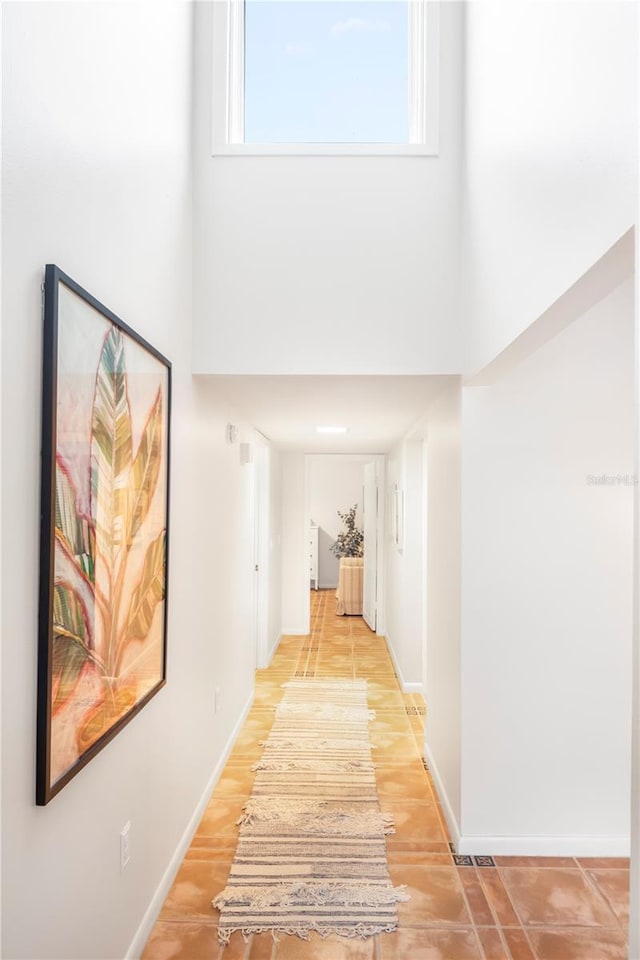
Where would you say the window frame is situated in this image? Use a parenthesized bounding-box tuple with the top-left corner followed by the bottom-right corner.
(211, 0, 440, 157)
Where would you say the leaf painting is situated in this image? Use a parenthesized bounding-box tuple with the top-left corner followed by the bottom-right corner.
(39, 270, 170, 803)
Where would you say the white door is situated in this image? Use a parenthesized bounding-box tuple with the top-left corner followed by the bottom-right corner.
(363, 462, 378, 631)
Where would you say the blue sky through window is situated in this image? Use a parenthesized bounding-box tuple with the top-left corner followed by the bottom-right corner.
(244, 1, 409, 143)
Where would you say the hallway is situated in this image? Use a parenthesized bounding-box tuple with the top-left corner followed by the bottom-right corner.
(142, 591, 629, 960)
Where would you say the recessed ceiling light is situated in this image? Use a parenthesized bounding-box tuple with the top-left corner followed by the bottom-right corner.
(316, 425, 348, 434)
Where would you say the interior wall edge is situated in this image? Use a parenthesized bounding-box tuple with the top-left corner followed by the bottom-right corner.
(385, 631, 423, 691)
(465, 227, 635, 387)
(423, 739, 461, 851)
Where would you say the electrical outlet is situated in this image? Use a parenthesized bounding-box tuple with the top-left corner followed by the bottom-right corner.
(120, 821, 131, 872)
(214, 687, 221, 714)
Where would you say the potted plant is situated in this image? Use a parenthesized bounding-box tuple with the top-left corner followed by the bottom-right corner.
(330, 505, 364, 558)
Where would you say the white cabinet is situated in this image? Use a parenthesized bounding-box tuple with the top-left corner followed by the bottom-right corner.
(309, 523, 319, 590)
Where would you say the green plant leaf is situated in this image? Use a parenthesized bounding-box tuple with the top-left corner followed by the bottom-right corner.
(121, 531, 166, 650)
(90, 327, 133, 564)
(55, 458, 95, 581)
(54, 531, 95, 649)
(127, 388, 163, 542)
(53, 584, 87, 644)
(51, 631, 92, 715)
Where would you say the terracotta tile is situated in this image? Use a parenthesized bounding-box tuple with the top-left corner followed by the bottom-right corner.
(375, 766, 433, 802)
(231, 730, 267, 754)
(577, 858, 630, 870)
(355, 661, 397, 677)
(475, 927, 509, 960)
(252, 683, 286, 707)
(185, 838, 238, 861)
(387, 849, 454, 865)
(372, 750, 429, 782)
(240, 716, 274, 736)
(315, 668, 354, 679)
(457, 867, 496, 925)
(370, 730, 421, 761)
(388, 863, 470, 925)
(526, 928, 628, 960)
(141, 921, 220, 960)
(501, 928, 536, 960)
(370, 732, 422, 760)
(245, 706, 277, 723)
(218, 932, 256, 959)
(370, 715, 413, 736)
(494, 857, 577, 869)
(211, 768, 256, 799)
(368, 692, 405, 710)
(585, 868, 630, 926)
(316, 653, 353, 664)
(479, 871, 521, 926)
(386, 839, 451, 855)
(225, 743, 264, 764)
(160, 859, 231, 920)
(379, 928, 482, 959)
(500, 867, 618, 927)
(195, 797, 245, 839)
(247, 933, 276, 959)
(276, 933, 375, 959)
(381, 800, 447, 844)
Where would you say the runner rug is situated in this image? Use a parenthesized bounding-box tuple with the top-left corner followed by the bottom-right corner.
(212, 678, 408, 943)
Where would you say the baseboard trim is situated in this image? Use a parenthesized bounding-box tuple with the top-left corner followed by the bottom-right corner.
(281, 625, 307, 636)
(456, 834, 631, 858)
(125, 689, 255, 959)
(423, 738, 461, 850)
(266, 633, 281, 666)
(385, 633, 423, 694)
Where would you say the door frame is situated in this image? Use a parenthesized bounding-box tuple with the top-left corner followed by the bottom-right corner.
(253, 438, 270, 669)
(302, 453, 385, 635)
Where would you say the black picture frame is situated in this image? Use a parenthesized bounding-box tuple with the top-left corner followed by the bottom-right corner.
(37, 265, 171, 805)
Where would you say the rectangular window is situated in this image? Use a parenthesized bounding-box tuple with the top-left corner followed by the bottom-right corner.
(212, 0, 439, 157)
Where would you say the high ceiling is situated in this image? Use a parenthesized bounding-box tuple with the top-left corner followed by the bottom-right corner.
(203, 375, 455, 452)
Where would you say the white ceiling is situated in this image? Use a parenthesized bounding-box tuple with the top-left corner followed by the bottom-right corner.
(203, 375, 456, 452)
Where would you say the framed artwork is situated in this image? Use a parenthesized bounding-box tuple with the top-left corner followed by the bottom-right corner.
(37, 265, 171, 805)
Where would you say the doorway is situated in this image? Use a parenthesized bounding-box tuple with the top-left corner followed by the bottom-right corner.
(303, 454, 385, 635)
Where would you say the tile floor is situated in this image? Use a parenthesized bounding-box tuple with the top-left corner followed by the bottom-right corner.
(142, 590, 630, 960)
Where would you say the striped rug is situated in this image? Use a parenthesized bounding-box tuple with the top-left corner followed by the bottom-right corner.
(212, 679, 408, 943)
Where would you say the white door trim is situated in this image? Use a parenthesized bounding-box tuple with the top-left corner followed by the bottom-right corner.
(253, 439, 270, 669)
(301, 454, 385, 635)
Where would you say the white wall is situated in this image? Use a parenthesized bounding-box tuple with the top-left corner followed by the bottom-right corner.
(424, 382, 462, 835)
(1, 5, 257, 958)
(280, 453, 307, 634)
(460, 279, 634, 854)
(463, 1, 637, 375)
(631, 199, 640, 959)
(308, 455, 369, 588)
(385, 439, 425, 689)
(192, 1, 464, 375)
